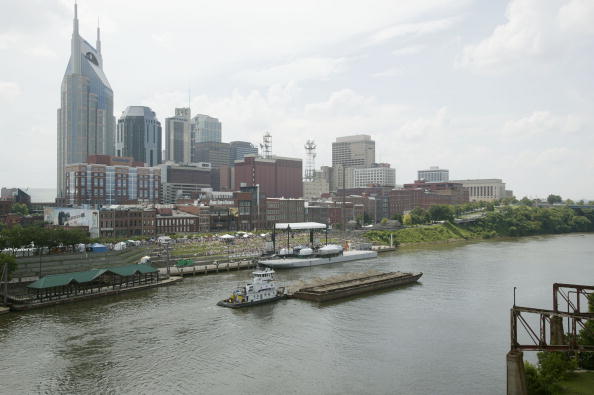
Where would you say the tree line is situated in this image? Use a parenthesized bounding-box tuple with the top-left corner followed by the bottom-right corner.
(0, 225, 90, 251)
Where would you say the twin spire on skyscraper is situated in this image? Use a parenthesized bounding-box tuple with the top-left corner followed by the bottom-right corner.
(71, 2, 103, 72)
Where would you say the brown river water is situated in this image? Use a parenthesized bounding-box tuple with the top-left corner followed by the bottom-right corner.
(1, 233, 593, 394)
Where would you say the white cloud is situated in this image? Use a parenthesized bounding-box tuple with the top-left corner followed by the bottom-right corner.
(460, 0, 557, 71)
(459, 0, 594, 72)
(233, 57, 347, 86)
(502, 111, 582, 137)
(369, 17, 459, 45)
(0, 81, 22, 101)
(372, 68, 402, 78)
(392, 45, 425, 56)
(559, 0, 594, 36)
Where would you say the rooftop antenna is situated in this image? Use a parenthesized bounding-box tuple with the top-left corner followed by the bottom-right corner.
(260, 132, 272, 159)
(304, 139, 317, 182)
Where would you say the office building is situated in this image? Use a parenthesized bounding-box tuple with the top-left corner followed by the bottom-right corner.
(57, 4, 115, 199)
(230, 141, 258, 161)
(158, 162, 212, 204)
(64, 155, 160, 206)
(116, 106, 162, 167)
(353, 164, 396, 188)
(193, 142, 231, 168)
(418, 166, 449, 183)
(192, 114, 222, 143)
(332, 135, 375, 168)
(234, 155, 303, 199)
(450, 179, 507, 202)
(165, 108, 191, 164)
(388, 185, 468, 215)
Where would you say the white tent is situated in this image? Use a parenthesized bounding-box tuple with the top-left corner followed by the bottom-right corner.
(274, 222, 326, 230)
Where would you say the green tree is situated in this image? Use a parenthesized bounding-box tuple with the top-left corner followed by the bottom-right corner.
(520, 197, 534, 206)
(402, 213, 413, 226)
(0, 254, 17, 281)
(10, 203, 29, 216)
(428, 205, 454, 222)
(546, 194, 563, 204)
(410, 208, 429, 224)
(524, 362, 548, 395)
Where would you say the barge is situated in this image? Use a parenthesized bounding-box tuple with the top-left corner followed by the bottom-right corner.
(292, 271, 422, 302)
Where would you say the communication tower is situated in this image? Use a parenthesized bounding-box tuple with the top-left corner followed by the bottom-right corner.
(304, 139, 317, 182)
(260, 132, 272, 158)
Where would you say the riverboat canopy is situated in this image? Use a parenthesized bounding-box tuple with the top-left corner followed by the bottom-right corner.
(28, 264, 158, 289)
(275, 222, 327, 230)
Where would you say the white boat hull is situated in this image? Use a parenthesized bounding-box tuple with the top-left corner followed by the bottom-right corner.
(260, 250, 378, 269)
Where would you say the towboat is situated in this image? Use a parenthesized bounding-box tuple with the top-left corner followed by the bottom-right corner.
(217, 268, 285, 308)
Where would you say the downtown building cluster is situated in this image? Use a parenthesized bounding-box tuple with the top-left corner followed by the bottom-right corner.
(1, 4, 514, 237)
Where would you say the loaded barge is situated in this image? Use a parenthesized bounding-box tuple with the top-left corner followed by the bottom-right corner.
(291, 271, 422, 302)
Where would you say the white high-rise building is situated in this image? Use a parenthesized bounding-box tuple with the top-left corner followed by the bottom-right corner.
(354, 165, 396, 188)
(332, 134, 375, 168)
(165, 108, 191, 164)
(192, 114, 222, 143)
(418, 166, 449, 183)
(57, 4, 115, 199)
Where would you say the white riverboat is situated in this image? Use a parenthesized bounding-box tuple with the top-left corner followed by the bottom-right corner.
(261, 249, 378, 269)
(217, 268, 285, 308)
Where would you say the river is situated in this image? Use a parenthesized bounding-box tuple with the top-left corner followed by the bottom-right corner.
(1, 233, 593, 394)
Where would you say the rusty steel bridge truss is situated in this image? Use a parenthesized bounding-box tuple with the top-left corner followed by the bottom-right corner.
(511, 283, 594, 352)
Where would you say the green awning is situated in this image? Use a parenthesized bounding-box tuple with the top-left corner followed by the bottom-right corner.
(28, 264, 158, 289)
(108, 264, 158, 277)
(28, 269, 107, 289)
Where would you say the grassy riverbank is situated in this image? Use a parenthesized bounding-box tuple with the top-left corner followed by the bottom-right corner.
(364, 205, 594, 246)
(559, 371, 594, 394)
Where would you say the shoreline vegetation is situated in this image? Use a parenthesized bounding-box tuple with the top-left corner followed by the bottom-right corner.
(363, 204, 594, 247)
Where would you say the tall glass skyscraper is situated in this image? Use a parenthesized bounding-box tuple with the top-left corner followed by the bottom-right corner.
(192, 114, 222, 143)
(165, 108, 191, 164)
(57, 4, 115, 199)
(116, 106, 162, 167)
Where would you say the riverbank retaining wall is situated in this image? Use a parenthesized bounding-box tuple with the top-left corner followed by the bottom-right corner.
(12, 248, 150, 280)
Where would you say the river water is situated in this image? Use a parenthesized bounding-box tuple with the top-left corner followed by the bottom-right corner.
(1, 234, 593, 394)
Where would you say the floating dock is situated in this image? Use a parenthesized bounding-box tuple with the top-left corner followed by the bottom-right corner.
(291, 271, 422, 302)
(261, 250, 378, 269)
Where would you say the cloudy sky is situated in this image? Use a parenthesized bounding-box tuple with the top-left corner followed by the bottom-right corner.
(1, 0, 593, 199)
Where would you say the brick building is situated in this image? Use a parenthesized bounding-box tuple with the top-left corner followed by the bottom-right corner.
(64, 155, 160, 206)
(156, 208, 201, 234)
(388, 183, 469, 215)
(99, 207, 157, 238)
(234, 155, 302, 198)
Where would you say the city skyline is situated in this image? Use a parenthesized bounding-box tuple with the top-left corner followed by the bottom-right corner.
(1, 1, 594, 199)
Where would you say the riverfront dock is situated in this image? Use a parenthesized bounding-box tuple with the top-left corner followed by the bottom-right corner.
(291, 271, 422, 302)
(8, 276, 183, 311)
